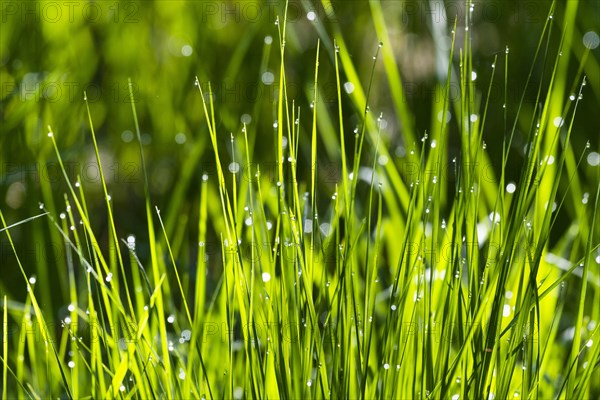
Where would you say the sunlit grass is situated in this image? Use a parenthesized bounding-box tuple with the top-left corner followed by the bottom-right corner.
(1, 0, 599, 399)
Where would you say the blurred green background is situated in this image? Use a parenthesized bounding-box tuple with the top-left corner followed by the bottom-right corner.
(1, 0, 599, 305)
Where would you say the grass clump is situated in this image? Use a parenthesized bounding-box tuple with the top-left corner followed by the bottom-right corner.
(1, 0, 599, 399)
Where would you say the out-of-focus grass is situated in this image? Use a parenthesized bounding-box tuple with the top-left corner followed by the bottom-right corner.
(1, 0, 599, 398)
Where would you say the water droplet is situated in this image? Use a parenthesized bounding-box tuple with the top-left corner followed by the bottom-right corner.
(391, 304, 397, 311)
(583, 31, 600, 49)
(553, 116, 564, 128)
(105, 273, 113, 283)
(29, 276, 36, 284)
(383, 363, 390, 370)
(338, 81, 354, 95)
(489, 212, 501, 223)
(307, 380, 312, 387)
(181, 44, 193, 57)
(167, 315, 175, 324)
(228, 162, 240, 174)
(127, 235, 136, 249)
(506, 182, 516, 193)
(68, 361, 75, 369)
(437, 110, 451, 122)
(261, 71, 275, 85)
(262, 272, 271, 282)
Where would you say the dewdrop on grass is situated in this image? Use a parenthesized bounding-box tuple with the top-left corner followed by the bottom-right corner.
(261, 272, 271, 282)
(343, 82, 354, 94)
(228, 162, 240, 174)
